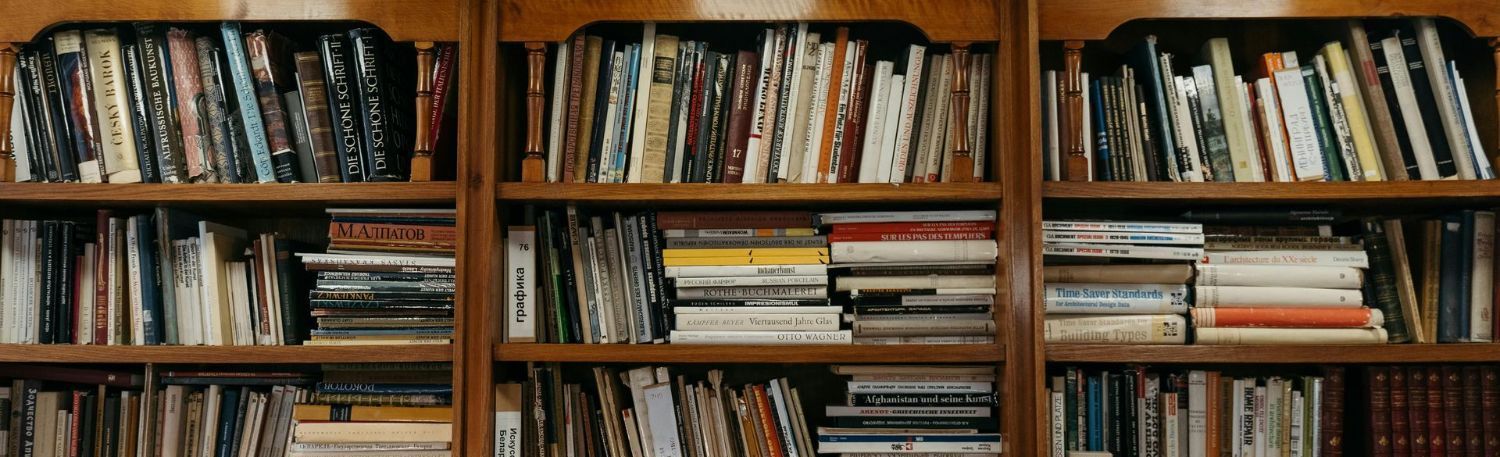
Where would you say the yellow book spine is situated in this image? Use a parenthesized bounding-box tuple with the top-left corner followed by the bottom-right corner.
(748, 256, 829, 265)
(1323, 42, 1385, 181)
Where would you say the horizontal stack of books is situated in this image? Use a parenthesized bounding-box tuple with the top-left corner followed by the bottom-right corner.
(0, 210, 307, 346)
(496, 365, 814, 457)
(300, 208, 457, 346)
(156, 369, 316, 456)
(2, 365, 147, 457)
(8, 23, 457, 183)
(1194, 221, 1386, 345)
(1043, 18, 1492, 182)
(818, 365, 1002, 455)
(828, 210, 1000, 344)
(1047, 366, 1346, 456)
(1042, 220, 1203, 345)
(659, 210, 845, 345)
(291, 363, 454, 455)
(541, 22, 992, 184)
(1362, 365, 1500, 456)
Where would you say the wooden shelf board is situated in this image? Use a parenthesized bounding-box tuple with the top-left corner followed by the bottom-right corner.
(0, 182, 457, 207)
(1042, 181, 1500, 203)
(497, 0, 1000, 42)
(495, 343, 1004, 363)
(1038, 0, 1500, 40)
(497, 183, 1002, 205)
(0, 344, 454, 364)
(1047, 344, 1500, 364)
(0, 0, 460, 42)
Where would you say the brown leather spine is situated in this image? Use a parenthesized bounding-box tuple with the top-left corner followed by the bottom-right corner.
(410, 41, 436, 182)
(1323, 366, 1345, 457)
(1411, 366, 1431, 456)
(1444, 366, 1464, 457)
(1370, 366, 1393, 457)
(0, 43, 15, 182)
(1482, 367, 1500, 456)
(946, 42, 973, 182)
(1062, 40, 1088, 181)
(1432, 367, 1449, 457)
(521, 42, 546, 182)
(1463, 367, 1483, 457)
(1393, 367, 1412, 456)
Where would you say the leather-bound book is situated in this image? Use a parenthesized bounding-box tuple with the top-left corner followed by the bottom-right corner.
(1409, 366, 1430, 456)
(1392, 367, 1412, 456)
(1444, 366, 1464, 456)
(1369, 366, 1393, 456)
(1431, 367, 1448, 457)
(292, 51, 341, 182)
(1482, 367, 1500, 456)
(1463, 367, 1483, 456)
(721, 50, 758, 183)
(1323, 366, 1346, 457)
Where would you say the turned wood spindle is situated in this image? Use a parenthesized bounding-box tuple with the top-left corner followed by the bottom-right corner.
(410, 41, 437, 182)
(520, 42, 547, 183)
(1492, 39, 1500, 163)
(0, 43, 17, 183)
(947, 43, 974, 183)
(1062, 41, 1089, 181)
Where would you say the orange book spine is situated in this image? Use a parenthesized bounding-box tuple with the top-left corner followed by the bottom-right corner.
(754, 385, 786, 457)
(1205, 371, 1220, 457)
(816, 28, 850, 183)
(1191, 307, 1378, 328)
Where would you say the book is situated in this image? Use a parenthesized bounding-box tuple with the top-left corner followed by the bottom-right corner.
(1043, 314, 1187, 344)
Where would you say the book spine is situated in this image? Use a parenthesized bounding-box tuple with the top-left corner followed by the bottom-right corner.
(133, 24, 183, 182)
(674, 314, 839, 331)
(847, 393, 996, 407)
(1195, 264, 1362, 289)
(1301, 64, 1345, 181)
(1199, 250, 1369, 268)
(119, 43, 160, 183)
(674, 286, 826, 300)
(54, 31, 105, 183)
(560, 35, 586, 182)
(192, 36, 237, 183)
(1190, 308, 1380, 328)
(1044, 314, 1186, 344)
(243, 31, 300, 182)
(639, 33, 679, 183)
(1438, 215, 1466, 342)
(1396, 29, 1457, 178)
(1042, 283, 1189, 314)
(655, 211, 811, 230)
(292, 51, 342, 182)
(1195, 286, 1364, 308)
(1193, 327, 1387, 345)
(83, 29, 144, 184)
(165, 28, 214, 182)
(668, 330, 851, 345)
(722, 50, 758, 183)
(215, 23, 275, 183)
(318, 35, 364, 182)
(830, 240, 998, 264)
(1347, 21, 1409, 180)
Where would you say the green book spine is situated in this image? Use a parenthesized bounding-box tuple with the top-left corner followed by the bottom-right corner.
(1361, 219, 1412, 343)
(1300, 66, 1346, 181)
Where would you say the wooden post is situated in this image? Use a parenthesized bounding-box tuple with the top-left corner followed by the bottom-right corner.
(1062, 41, 1089, 181)
(1491, 39, 1499, 166)
(410, 41, 437, 182)
(0, 43, 17, 182)
(947, 42, 974, 182)
(520, 42, 546, 183)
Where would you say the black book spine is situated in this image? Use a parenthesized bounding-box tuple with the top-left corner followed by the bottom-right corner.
(77, 392, 95, 454)
(691, 51, 720, 183)
(17, 51, 56, 181)
(227, 387, 250, 457)
(56, 221, 76, 345)
(544, 212, 579, 343)
(349, 28, 412, 182)
(19, 380, 38, 457)
(274, 238, 306, 345)
(134, 23, 186, 183)
(642, 212, 670, 341)
(38, 221, 57, 345)
(212, 387, 241, 457)
(1368, 36, 1422, 180)
(830, 417, 999, 430)
(663, 41, 692, 181)
(120, 43, 160, 183)
(1107, 373, 1124, 454)
(1362, 219, 1412, 343)
(768, 26, 797, 181)
(1106, 77, 1127, 181)
(1134, 82, 1163, 181)
(704, 53, 732, 183)
(37, 42, 81, 182)
(1183, 79, 1214, 182)
(318, 34, 363, 182)
(1437, 213, 1466, 342)
(100, 394, 119, 457)
(586, 41, 616, 183)
(1396, 27, 1458, 178)
(853, 304, 993, 315)
(1120, 369, 1138, 457)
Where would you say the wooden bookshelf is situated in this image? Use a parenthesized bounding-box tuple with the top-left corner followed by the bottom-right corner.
(0, 0, 460, 43)
(1038, 0, 1500, 41)
(1047, 344, 1500, 364)
(497, 182, 1003, 204)
(495, 343, 1004, 363)
(0, 344, 455, 364)
(0, 182, 457, 206)
(1043, 181, 1500, 204)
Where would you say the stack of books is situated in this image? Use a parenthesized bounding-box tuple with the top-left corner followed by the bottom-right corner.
(1194, 222, 1385, 345)
(826, 210, 1000, 344)
(291, 363, 454, 455)
(495, 365, 814, 457)
(299, 208, 457, 346)
(9, 24, 456, 183)
(0, 210, 307, 346)
(818, 365, 1002, 455)
(156, 369, 316, 456)
(541, 23, 992, 184)
(1042, 18, 1492, 182)
(1362, 365, 1500, 455)
(1042, 220, 1203, 345)
(1047, 366, 1346, 456)
(2, 365, 146, 457)
(660, 210, 844, 345)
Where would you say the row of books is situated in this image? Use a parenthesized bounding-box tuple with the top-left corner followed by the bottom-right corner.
(503, 209, 999, 345)
(1042, 19, 1493, 182)
(299, 208, 457, 346)
(0, 211, 308, 346)
(1047, 367, 1347, 457)
(817, 365, 1001, 455)
(7, 23, 457, 184)
(2, 362, 454, 457)
(1364, 365, 1500, 456)
(540, 23, 992, 184)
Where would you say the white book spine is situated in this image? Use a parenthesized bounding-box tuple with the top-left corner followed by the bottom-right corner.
(972, 55, 991, 182)
(84, 30, 142, 183)
(875, 74, 905, 183)
(1472, 211, 1495, 342)
(1188, 371, 1208, 457)
(664, 264, 828, 278)
(505, 228, 537, 339)
(1163, 393, 1181, 457)
(1235, 77, 1266, 181)
(1043, 314, 1187, 344)
(858, 61, 895, 183)
(546, 40, 570, 183)
(1042, 243, 1204, 261)
(1194, 327, 1388, 345)
(890, 45, 925, 183)
(1380, 36, 1441, 180)
(673, 286, 826, 300)
(9, 68, 31, 183)
(1175, 77, 1206, 182)
(669, 330, 852, 345)
(800, 42, 834, 183)
(831, 240, 997, 264)
(836, 275, 992, 291)
(1050, 391, 1066, 457)
(1199, 250, 1369, 268)
(923, 56, 953, 183)
(1041, 220, 1202, 233)
(774, 23, 810, 183)
(1254, 78, 1293, 182)
(673, 306, 842, 315)
(1195, 264, 1363, 289)
(1272, 67, 1325, 181)
(1041, 230, 1205, 245)
(1289, 392, 1304, 457)
(845, 382, 993, 394)
(496, 396, 521, 457)
(1078, 70, 1092, 181)
(674, 313, 839, 331)
(1452, 66, 1494, 178)
(0, 220, 11, 344)
(743, 29, 777, 184)
(674, 276, 828, 287)
(126, 220, 145, 345)
(1195, 286, 1364, 308)
(1416, 18, 1475, 179)
(107, 218, 121, 345)
(1266, 378, 1284, 457)
(1043, 283, 1189, 314)
(1253, 386, 1267, 457)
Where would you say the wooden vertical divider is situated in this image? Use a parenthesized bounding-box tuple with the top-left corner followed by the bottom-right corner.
(457, 0, 500, 452)
(411, 41, 437, 181)
(1492, 38, 1499, 155)
(948, 42, 974, 182)
(0, 43, 16, 183)
(520, 42, 546, 182)
(1062, 40, 1088, 181)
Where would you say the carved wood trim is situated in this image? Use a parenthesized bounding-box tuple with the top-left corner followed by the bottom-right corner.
(520, 42, 546, 182)
(410, 41, 437, 182)
(947, 42, 974, 182)
(0, 43, 17, 182)
(1062, 40, 1089, 181)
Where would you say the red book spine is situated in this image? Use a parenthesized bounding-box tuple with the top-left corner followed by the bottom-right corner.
(682, 50, 707, 181)
(1482, 367, 1500, 456)
(1323, 366, 1346, 457)
(326, 222, 459, 245)
(655, 211, 813, 230)
(835, 41, 870, 183)
(827, 231, 992, 242)
(1463, 367, 1483, 456)
(1370, 366, 1393, 457)
(426, 43, 458, 153)
(93, 211, 111, 345)
(1393, 367, 1412, 456)
(560, 34, 586, 183)
(1411, 366, 1431, 456)
(721, 50, 759, 183)
(72, 254, 85, 345)
(68, 391, 82, 457)
(1444, 366, 1465, 457)
(1432, 367, 1448, 457)
(831, 221, 996, 234)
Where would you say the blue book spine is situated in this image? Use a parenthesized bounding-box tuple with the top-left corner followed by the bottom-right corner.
(1127, 36, 1176, 180)
(152, 208, 179, 345)
(1091, 81, 1111, 181)
(586, 41, 617, 183)
(314, 383, 453, 395)
(1086, 375, 1103, 451)
(1438, 213, 1466, 342)
(1460, 210, 1476, 341)
(613, 45, 642, 183)
(214, 388, 241, 457)
(219, 22, 275, 183)
(135, 216, 162, 345)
